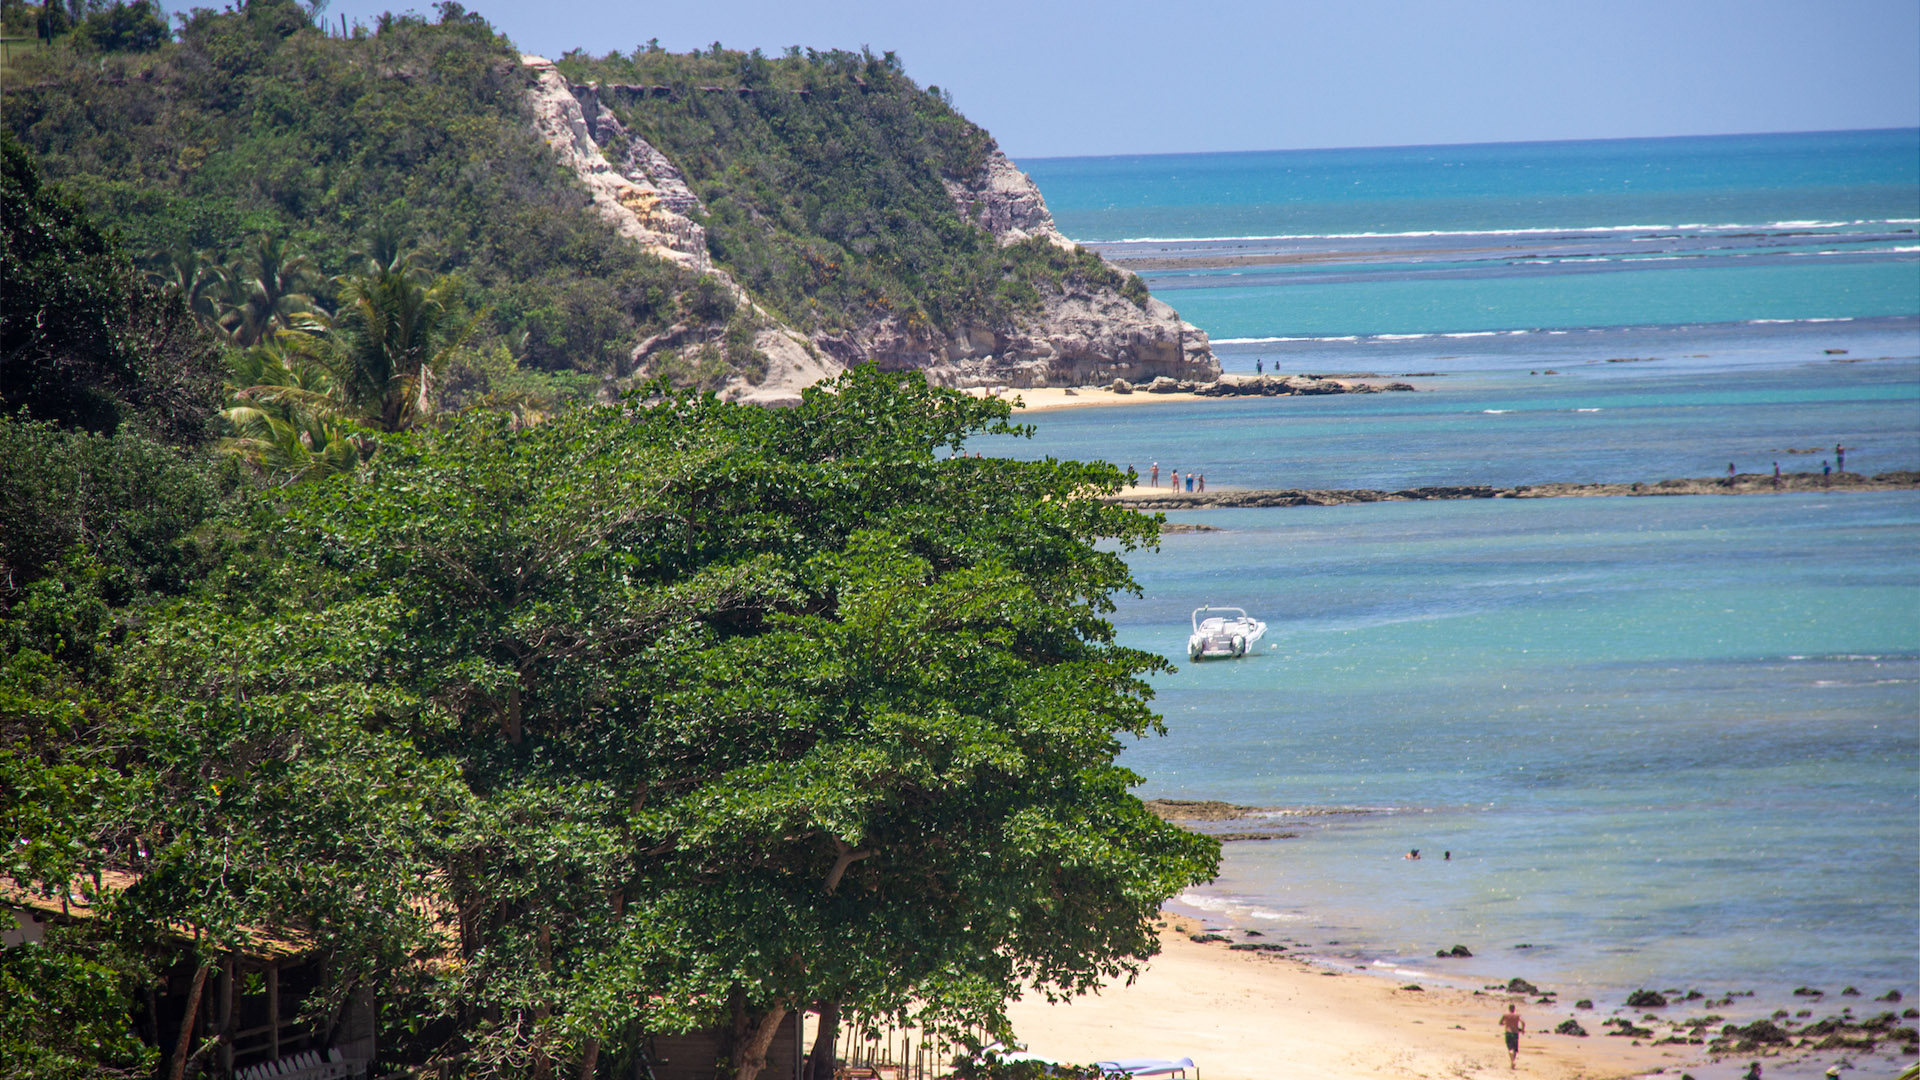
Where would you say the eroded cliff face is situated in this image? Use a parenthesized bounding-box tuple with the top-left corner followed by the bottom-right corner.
(522, 57, 1218, 403)
(523, 55, 834, 405)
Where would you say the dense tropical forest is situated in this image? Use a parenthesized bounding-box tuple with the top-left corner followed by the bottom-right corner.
(0, 3, 1219, 1079)
(2, 0, 1145, 398)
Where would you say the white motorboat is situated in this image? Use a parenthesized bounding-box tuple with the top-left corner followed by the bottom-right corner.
(1187, 605, 1266, 660)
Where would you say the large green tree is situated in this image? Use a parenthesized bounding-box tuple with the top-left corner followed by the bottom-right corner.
(5, 368, 1215, 1079)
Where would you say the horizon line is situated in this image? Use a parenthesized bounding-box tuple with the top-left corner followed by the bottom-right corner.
(1008, 125, 1920, 164)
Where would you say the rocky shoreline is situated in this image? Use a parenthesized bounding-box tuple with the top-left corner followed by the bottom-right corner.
(1107, 372, 1417, 396)
(1148, 803, 1918, 1076)
(1113, 470, 1920, 510)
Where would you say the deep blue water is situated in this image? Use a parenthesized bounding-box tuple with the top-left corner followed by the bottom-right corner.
(989, 133, 1920, 1043)
(1021, 129, 1920, 340)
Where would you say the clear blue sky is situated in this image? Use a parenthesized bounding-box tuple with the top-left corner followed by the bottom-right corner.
(298, 0, 1919, 158)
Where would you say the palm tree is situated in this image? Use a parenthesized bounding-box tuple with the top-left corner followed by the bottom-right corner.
(146, 246, 229, 333)
(218, 335, 366, 484)
(333, 263, 477, 432)
(219, 233, 321, 347)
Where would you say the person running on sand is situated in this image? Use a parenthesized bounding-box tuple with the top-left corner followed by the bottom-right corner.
(1499, 1004, 1526, 1068)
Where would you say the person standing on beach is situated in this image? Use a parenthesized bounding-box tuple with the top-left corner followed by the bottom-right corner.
(1197, 474, 1205, 492)
(1773, 462, 1782, 489)
(1836, 443, 1846, 472)
(1499, 1004, 1526, 1068)
(1824, 460, 1832, 486)
(1151, 462, 1159, 488)
(1727, 462, 1737, 487)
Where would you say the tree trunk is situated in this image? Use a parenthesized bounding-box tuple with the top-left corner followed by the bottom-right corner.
(578, 1038, 600, 1080)
(724, 1005, 789, 1080)
(804, 1002, 839, 1080)
(168, 962, 213, 1080)
(533, 921, 554, 1080)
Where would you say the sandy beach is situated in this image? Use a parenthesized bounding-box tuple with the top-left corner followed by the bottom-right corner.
(967, 386, 1209, 412)
(1003, 916, 1695, 1080)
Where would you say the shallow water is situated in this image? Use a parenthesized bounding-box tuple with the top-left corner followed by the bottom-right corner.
(990, 133, 1920, 1024)
(1114, 495, 1918, 1000)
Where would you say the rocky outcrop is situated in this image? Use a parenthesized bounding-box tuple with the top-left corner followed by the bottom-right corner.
(944, 149, 1071, 249)
(1107, 470, 1920, 510)
(522, 57, 1219, 401)
(935, 148, 1220, 388)
(1143, 374, 1416, 396)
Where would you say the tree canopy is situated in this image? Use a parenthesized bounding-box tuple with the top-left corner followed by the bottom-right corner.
(2, 367, 1218, 1079)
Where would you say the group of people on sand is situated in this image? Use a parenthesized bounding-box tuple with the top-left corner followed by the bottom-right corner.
(1144, 462, 1204, 492)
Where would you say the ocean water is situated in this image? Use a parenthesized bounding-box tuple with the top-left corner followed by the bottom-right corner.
(1024, 130, 1920, 341)
(993, 132, 1920, 1052)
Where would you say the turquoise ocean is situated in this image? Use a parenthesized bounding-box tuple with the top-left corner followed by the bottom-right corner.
(998, 131, 1920, 1045)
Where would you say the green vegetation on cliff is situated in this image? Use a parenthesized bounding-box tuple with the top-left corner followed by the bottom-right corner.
(5, 1, 1145, 389)
(559, 44, 1144, 339)
(3, 0, 688, 377)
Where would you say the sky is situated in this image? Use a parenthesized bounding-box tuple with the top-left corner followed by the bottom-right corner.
(295, 0, 1920, 159)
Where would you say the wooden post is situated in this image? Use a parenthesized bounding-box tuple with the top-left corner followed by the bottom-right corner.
(217, 956, 235, 1076)
(267, 963, 281, 1060)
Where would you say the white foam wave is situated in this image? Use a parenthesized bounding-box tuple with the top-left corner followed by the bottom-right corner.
(1213, 335, 1348, 344)
(1089, 218, 1913, 246)
(1482, 409, 1512, 414)
(1576, 408, 1602, 412)
(1374, 333, 1431, 341)
(1441, 331, 1499, 338)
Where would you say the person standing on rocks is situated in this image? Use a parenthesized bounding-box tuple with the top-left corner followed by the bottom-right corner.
(1727, 462, 1737, 487)
(1499, 1004, 1526, 1068)
(1773, 462, 1782, 489)
(1824, 460, 1832, 486)
(1836, 443, 1846, 472)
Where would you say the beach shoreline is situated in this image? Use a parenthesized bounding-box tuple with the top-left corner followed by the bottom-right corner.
(1005, 914, 1688, 1080)
(1004, 913, 1913, 1080)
